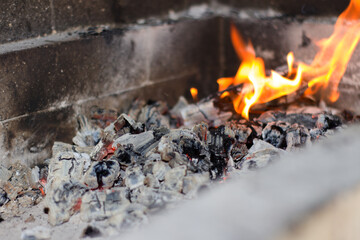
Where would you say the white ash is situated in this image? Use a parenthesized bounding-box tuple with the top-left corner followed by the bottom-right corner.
(72, 115, 101, 147)
(21, 226, 51, 240)
(124, 166, 145, 190)
(236, 139, 285, 171)
(80, 188, 130, 222)
(180, 99, 232, 127)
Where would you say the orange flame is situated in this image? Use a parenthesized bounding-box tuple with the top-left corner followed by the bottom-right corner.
(190, 87, 198, 101)
(218, 0, 360, 119)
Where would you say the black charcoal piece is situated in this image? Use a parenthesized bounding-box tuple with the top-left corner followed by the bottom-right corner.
(114, 145, 133, 165)
(225, 121, 252, 143)
(112, 131, 159, 158)
(0, 188, 9, 207)
(82, 226, 102, 238)
(258, 111, 318, 129)
(157, 129, 211, 173)
(262, 122, 288, 149)
(138, 101, 170, 130)
(83, 160, 120, 189)
(285, 124, 311, 150)
(230, 142, 248, 162)
(192, 122, 209, 142)
(103, 114, 144, 143)
(316, 113, 342, 131)
(309, 128, 323, 140)
(207, 126, 235, 179)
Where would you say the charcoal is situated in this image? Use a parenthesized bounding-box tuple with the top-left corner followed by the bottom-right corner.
(0, 181, 23, 201)
(17, 190, 42, 207)
(89, 141, 108, 161)
(180, 99, 232, 127)
(83, 160, 120, 189)
(316, 113, 342, 131)
(130, 186, 183, 209)
(225, 121, 252, 143)
(258, 111, 318, 129)
(113, 144, 134, 166)
(90, 106, 119, 128)
(236, 139, 285, 170)
(48, 152, 91, 184)
(230, 142, 248, 162)
(285, 124, 311, 150)
(124, 166, 145, 190)
(309, 128, 323, 140)
(257, 111, 286, 124)
(262, 122, 290, 149)
(169, 96, 189, 124)
(153, 126, 170, 140)
(52, 141, 93, 156)
(182, 172, 210, 196)
(206, 126, 235, 179)
(108, 203, 148, 229)
(103, 114, 144, 143)
(164, 166, 187, 192)
(21, 226, 51, 240)
(45, 180, 87, 225)
(157, 129, 211, 173)
(152, 161, 171, 181)
(0, 188, 9, 207)
(112, 131, 159, 158)
(192, 122, 209, 142)
(127, 99, 147, 120)
(137, 101, 170, 130)
(144, 174, 160, 189)
(0, 165, 11, 182)
(147, 152, 162, 161)
(80, 188, 130, 222)
(72, 115, 101, 147)
(142, 160, 156, 176)
(82, 225, 102, 238)
(7, 163, 35, 189)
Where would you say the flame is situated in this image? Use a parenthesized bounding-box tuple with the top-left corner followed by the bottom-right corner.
(190, 87, 198, 101)
(218, 0, 360, 119)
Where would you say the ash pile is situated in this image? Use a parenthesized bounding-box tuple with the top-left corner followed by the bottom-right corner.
(1, 96, 358, 237)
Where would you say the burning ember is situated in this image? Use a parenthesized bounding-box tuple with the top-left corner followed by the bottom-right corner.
(217, 0, 360, 119)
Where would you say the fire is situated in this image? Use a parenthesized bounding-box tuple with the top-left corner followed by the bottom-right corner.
(218, 0, 360, 119)
(190, 87, 198, 101)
